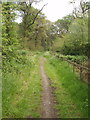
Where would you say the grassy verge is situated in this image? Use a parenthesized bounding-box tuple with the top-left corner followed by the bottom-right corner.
(44, 55, 88, 118)
(2, 52, 42, 118)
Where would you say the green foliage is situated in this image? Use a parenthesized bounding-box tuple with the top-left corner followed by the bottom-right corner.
(59, 17, 88, 55)
(2, 2, 19, 65)
(18, 2, 49, 51)
(58, 54, 88, 64)
(55, 15, 74, 34)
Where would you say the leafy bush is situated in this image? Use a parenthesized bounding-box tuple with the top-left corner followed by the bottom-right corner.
(56, 53, 88, 64)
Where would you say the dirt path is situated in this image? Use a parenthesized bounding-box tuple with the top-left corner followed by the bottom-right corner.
(40, 57, 57, 118)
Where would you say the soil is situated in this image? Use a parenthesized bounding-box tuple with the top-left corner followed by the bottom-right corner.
(40, 57, 57, 118)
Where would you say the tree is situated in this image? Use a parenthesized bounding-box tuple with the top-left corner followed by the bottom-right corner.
(18, 1, 47, 49)
(55, 15, 74, 37)
(61, 17, 88, 55)
(70, 0, 90, 18)
(2, 2, 18, 64)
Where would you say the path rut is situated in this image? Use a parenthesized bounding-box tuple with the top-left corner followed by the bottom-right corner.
(40, 57, 57, 118)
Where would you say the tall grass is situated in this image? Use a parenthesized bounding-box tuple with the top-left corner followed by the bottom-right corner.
(2, 51, 42, 118)
(45, 55, 88, 118)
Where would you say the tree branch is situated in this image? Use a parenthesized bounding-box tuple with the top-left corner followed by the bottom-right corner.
(28, 3, 48, 27)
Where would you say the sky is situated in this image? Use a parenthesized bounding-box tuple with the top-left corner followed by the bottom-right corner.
(33, 0, 77, 22)
(16, 0, 80, 23)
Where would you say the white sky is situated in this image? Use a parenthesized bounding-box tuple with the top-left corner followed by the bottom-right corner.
(33, 0, 79, 22)
(16, 0, 80, 23)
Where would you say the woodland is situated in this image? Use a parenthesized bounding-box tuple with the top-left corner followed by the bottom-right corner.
(1, 0, 90, 118)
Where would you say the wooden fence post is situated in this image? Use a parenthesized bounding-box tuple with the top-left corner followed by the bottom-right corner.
(80, 67, 83, 80)
(73, 64, 75, 73)
(56, 55, 90, 83)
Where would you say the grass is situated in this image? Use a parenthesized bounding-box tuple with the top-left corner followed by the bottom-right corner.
(2, 51, 88, 118)
(44, 55, 88, 118)
(0, 51, 2, 119)
(2, 52, 42, 118)
(0, 68, 2, 119)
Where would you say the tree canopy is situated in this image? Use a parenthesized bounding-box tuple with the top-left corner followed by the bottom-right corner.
(2, 0, 89, 65)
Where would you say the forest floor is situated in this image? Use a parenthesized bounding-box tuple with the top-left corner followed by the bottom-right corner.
(40, 57, 57, 118)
